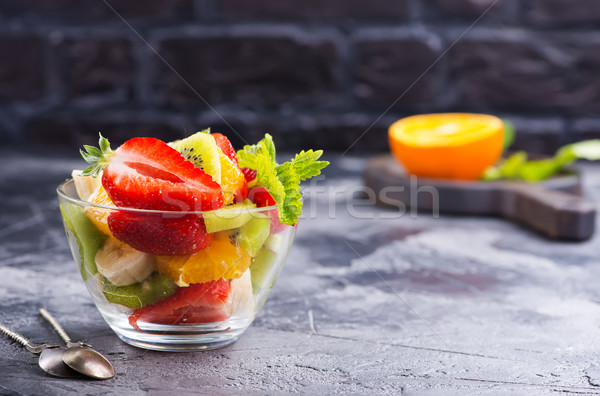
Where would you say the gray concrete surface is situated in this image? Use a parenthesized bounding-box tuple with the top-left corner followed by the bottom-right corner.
(2, 152, 600, 395)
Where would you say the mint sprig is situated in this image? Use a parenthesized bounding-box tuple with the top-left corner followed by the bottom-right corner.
(275, 162, 303, 223)
(482, 139, 600, 182)
(237, 134, 329, 225)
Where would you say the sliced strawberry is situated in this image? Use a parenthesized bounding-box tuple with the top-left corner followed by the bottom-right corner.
(128, 279, 231, 330)
(241, 167, 257, 183)
(102, 137, 224, 212)
(247, 187, 276, 208)
(247, 187, 286, 233)
(108, 211, 213, 256)
(212, 133, 238, 166)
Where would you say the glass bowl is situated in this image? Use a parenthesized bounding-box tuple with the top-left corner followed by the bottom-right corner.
(57, 179, 296, 351)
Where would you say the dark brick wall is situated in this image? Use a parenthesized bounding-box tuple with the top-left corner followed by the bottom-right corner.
(1, 0, 600, 154)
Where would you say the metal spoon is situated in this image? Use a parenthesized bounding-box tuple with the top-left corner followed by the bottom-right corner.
(39, 308, 115, 380)
(0, 322, 81, 378)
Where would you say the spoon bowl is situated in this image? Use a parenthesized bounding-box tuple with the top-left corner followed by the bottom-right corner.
(39, 308, 115, 380)
(0, 322, 80, 378)
(62, 346, 115, 380)
(39, 347, 82, 378)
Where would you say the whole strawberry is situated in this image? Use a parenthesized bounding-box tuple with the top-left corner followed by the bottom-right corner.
(81, 134, 223, 256)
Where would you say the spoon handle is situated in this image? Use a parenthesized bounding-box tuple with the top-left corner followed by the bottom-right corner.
(39, 308, 73, 345)
(0, 322, 30, 348)
(0, 322, 56, 354)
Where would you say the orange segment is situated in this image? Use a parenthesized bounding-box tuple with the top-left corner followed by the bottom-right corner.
(156, 231, 251, 286)
(389, 113, 504, 180)
(219, 151, 246, 205)
(86, 185, 113, 236)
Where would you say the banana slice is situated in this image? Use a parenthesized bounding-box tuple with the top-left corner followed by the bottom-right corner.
(95, 238, 156, 286)
(72, 170, 102, 201)
(230, 269, 255, 317)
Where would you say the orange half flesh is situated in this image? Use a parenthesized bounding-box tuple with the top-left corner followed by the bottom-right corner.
(388, 113, 504, 180)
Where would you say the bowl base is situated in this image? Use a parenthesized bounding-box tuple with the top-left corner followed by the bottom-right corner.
(101, 310, 251, 352)
(114, 330, 241, 352)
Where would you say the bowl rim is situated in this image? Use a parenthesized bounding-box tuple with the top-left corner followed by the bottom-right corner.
(57, 178, 278, 215)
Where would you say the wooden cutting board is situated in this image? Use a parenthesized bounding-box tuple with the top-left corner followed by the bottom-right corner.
(364, 155, 596, 241)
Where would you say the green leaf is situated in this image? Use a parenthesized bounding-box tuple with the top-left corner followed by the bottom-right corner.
(239, 134, 276, 162)
(481, 166, 502, 181)
(83, 145, 102, 158)
(502, 119, 515, 151)
(98, 134, 111, 152)
(238, 151, 285, 208)
(517, 159, 561, 182)
(567, 139, 600, 161)
(79, 134, 114, 177)
(237, 133, 329, 225)
(480, 139, 600, 182)
(80, 149, 96, 164)
(261, 133, 276, 161)
(500, 151, 527, 179)
(275, 162, 303, 225)
(81, 164, 97, 176)
(509, 141, 597, 182)
(480, 151, 526, 181)
(291, 150, 329, 181)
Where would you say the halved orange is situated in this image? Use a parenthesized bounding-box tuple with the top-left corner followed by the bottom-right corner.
(388, 113, 504, 180)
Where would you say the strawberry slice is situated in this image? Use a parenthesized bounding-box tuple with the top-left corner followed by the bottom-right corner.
(247, 187, 287, 234)
(128, 279, 231, 330)
(100, 137, 224, 212)
(108, 212, 213, 256)
(247, 187, 276, 207)
(212, 133, 238, 166)
(241, 167, 257, 183)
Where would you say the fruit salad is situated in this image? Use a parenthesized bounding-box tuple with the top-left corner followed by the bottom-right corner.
(57, 130, 328, 350)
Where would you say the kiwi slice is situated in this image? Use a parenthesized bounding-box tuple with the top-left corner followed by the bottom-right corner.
(239, 214, 271, 257)
(60, 203, 108, 281)
(249, 248, 278, 293)
(102, 272, 177, 309)
(203, 201, 257, 233)
(169, 130, 222, 184)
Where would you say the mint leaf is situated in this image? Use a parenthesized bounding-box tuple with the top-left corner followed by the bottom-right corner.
(481, 139, 600, 182)
(238, 134, 276, 162)
(500, 151, 527, 179)
(512, 141, 600, 182)
(291, 150, 329, 181)
(567, 140, 600, 161)
(275, 162, 303, 225)
(237, 133, 329, 225)
(481, 166, 502, 181)
(481, 151, 526, 181)
(517, 159, 562, 182)
(261, 134, 276, 161)
(238, 151, 285, 206)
